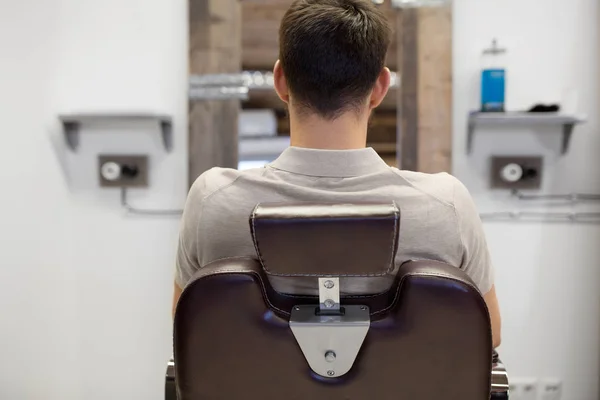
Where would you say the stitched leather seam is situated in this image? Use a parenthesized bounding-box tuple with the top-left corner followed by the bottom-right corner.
(386, 209, 400, 274)
(186, 264, 487, 321)
(276, 290, 385, 300)
(406, 259, 482, 293)
(190, 267, 290, 316)
(250, 205, 268, 271)
(265, 272, 389, 277)
(371, 270, 481, 316)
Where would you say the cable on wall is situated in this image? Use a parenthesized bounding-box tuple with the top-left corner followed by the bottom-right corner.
(120, 188, 183, 217)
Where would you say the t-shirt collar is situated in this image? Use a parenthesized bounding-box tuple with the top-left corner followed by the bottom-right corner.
(268, 146, 390, 178)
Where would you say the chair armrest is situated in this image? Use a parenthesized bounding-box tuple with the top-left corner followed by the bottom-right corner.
(165, 359, 176, 400)
(491, 351, 509, 399)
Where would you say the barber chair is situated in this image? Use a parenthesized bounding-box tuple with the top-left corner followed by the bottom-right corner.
(166, 203, 509, 399)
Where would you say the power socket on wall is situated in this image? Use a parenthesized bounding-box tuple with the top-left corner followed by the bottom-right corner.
(509, 378, 563, 400)
(98, 155, 149, 188)
(510, 378, 538, 400)
(539, 379, 563, 400)
(491, 156, 543, 190)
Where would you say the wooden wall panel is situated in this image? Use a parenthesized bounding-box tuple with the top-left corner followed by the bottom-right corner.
(189, 0, 242, 186)
(398, 9, 419, 172)
(241, 2, 286, 69)
(417, 7, 452, 173)
(397, 5, 453, 173)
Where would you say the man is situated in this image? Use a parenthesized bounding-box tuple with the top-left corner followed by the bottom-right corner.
(174, 0, 501, 348)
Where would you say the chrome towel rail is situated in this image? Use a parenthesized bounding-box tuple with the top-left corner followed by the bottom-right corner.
(481, 211, 600, 223)
(512, 191, 600, 203)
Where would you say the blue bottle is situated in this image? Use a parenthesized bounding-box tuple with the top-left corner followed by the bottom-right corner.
(481, 40, 507, 112)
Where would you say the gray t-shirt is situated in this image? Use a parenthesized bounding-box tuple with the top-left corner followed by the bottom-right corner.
(176, 147, 494, 295)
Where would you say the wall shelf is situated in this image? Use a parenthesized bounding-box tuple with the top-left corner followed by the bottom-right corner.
(467, 112, 586, 155)
(59, 113, 173, 152)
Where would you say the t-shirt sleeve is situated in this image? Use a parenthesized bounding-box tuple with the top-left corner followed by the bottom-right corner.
(174, 174, 208, 288)
(453, 179, 495, 294)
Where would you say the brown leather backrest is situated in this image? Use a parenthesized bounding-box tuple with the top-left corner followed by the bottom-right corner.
(250, 202, 400, 277)
(174, 258, 492, 400)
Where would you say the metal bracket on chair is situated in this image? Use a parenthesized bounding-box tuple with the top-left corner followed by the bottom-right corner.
(289, 277, 370, 379)
(318, 277, 341, 311)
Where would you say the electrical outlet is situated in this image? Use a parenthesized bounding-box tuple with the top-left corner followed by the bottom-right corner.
(510, 378, 538, 400)
(540, 379, 562, 400)
(491, 156, 543, 190)
(98, 155, 149, 188)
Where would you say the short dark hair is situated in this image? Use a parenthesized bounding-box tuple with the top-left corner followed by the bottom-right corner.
(279, 0, 391, 120)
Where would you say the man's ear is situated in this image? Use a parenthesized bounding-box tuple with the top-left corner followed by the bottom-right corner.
(369, 67, 391, 109)
(273, 60, 290, 104)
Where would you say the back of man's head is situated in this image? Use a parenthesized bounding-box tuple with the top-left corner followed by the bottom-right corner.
(279, 0, 391, 120)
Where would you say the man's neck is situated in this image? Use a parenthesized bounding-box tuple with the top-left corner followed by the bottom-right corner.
(288, 111, 369, 150)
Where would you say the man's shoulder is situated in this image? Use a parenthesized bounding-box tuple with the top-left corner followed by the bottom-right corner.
(389, 168, 462, 209)
(189, 166, 265, 201)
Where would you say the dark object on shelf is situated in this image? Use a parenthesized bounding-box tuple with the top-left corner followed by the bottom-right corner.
(528, 104, 560, 113)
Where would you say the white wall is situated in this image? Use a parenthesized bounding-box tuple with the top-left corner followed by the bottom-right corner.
(1, 0, 598, 399)
(0, 0, 187, 399)
(454, 0, 600, 398)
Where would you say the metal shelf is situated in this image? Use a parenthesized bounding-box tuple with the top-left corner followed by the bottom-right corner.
(59, 113, 173, 152)
(467, 112, 586, 155)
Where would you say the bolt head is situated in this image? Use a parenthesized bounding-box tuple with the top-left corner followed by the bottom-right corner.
(327, 370, 335, 376)
(325, 351, 336, 363)
(324, 280, 335, 289)
(324, 299, 335, 308)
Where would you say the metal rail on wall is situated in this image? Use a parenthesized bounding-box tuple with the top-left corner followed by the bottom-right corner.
(480, 211, 600, 223)
(512, 191, 600, 203)
(189, 71, 400, 101)
(481, 191, 600, 223)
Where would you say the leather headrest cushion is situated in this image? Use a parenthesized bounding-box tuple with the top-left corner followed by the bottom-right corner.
(250, 203, 400, 277)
